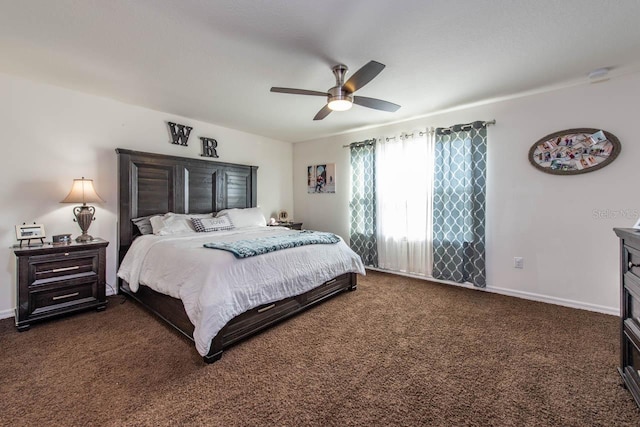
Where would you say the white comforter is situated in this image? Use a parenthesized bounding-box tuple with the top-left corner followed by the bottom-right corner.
(117, 226, 365, 356)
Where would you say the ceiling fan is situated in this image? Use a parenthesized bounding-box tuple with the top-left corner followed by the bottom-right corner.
(270, 60, 401, 120)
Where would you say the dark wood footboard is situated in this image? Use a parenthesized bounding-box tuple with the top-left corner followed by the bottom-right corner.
(120, 272, 357, 363)
(205, 272, 357, 362)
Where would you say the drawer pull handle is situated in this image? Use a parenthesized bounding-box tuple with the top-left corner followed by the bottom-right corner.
(52, 266, 80, 273)
(257, 304, 276, 313)
(325, 278, 337, 285)
(52, 292, 79, 301)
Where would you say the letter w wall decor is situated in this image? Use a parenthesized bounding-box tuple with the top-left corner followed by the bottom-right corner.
(167, 122, 193, 146)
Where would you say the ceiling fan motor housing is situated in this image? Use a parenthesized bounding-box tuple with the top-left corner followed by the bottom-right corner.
(328, 86, 353, 103)
(329, 64, 353, 104)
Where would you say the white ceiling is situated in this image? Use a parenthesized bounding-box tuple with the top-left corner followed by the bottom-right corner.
(2, 0, 639, 142)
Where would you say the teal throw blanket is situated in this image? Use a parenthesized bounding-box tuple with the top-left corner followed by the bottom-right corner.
(203, 230, 340, 258)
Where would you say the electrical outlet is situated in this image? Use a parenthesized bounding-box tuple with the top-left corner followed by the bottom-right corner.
(514, 257, 524, 269)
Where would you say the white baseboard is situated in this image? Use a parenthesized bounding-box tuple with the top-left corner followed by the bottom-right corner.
(106, 283, 117, 297)
(484, 285, 619, 316)
(0, 283, 118, 321)
(0, 308, 14, 321)
(365, 267, 619, 316)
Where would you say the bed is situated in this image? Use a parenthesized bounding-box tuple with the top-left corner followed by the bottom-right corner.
(116, 149, 364, 363)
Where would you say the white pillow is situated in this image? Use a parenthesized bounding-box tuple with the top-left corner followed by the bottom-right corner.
(216, 207, 266, 228)
(150, 213, 212, 235)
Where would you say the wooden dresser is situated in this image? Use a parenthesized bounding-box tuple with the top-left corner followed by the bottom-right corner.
(614, 228, 640, 408)
(13, 239, 108, 331)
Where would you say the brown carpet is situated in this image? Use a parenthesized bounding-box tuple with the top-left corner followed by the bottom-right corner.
(1, 270, 639, 426)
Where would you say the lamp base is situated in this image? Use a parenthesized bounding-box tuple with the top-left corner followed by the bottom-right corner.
(75, 233, 94, 243)
(72, 205, 96, 243)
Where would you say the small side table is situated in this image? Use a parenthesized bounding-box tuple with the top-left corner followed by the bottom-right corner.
(269, 222, 303, 230)
(13, 239, 108, 331)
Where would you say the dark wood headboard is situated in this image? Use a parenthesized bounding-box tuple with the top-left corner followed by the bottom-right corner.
(116, 148, 258, 266)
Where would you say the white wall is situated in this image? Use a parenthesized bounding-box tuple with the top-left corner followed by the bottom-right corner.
(293, 72, 640, 315)
(0, 73, 293, 318)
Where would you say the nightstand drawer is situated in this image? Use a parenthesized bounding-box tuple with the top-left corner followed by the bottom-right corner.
(30, 279, 98, 316)
(30, 251, 99, 285)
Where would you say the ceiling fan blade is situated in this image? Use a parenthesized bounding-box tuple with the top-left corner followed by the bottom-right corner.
(270, 87, 328, 97)
(342, 61, 386, 93)
(313, 105, 332, 121)
(353, 96, 401, 112)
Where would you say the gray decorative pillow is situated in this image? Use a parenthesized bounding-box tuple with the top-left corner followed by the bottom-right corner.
(131, 215, 155, 235)
(191, 216, 234, 232)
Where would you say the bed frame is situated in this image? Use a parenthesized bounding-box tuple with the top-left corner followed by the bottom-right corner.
(116, 149, 357, 363)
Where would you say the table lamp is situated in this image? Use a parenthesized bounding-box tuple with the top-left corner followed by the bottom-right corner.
(60, 177, 105, 242)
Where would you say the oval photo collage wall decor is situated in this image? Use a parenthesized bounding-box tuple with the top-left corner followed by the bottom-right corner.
(528, 128, 620, 175)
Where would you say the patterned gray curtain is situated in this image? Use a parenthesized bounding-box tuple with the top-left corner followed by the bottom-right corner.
(432, 121, 487, 287)
(349, 140, 378, 267)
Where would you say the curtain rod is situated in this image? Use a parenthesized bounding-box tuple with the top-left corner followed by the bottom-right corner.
(343, 138, 376, 148)
(342, 120, 496, 147)
(436, 119, 496, 134)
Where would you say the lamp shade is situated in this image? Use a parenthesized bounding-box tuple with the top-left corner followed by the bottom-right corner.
(60, 177, 105, 205)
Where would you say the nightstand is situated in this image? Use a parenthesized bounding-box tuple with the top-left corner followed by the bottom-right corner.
(13, 239, 109, 331)
(270, 222, 303, 230)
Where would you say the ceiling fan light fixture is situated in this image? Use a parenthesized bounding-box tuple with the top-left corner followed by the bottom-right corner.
(328, 99, 353, 111)
(327, 87, 353, 111)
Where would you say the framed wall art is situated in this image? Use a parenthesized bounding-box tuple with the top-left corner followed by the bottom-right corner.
(528, 128, 621, 175)
(307, 163, 336, 193)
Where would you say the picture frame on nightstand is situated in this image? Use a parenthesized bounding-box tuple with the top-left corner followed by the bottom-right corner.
(632, 217, 640, 230)
(15, 223, 46, 246)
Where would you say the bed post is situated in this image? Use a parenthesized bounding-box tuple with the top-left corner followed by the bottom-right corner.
(204, 335, 224, 363)
(348, 272, 358, 291)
